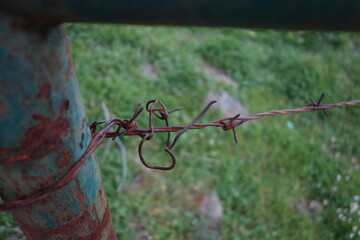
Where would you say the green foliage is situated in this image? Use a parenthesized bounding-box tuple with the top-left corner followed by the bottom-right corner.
(1, 25, 359, 239)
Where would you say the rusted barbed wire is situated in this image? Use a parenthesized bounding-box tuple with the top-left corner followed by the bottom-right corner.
(0, 94, 359, 211)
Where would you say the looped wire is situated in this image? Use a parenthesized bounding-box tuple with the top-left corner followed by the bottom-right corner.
(138, 100, 216, 170)
(90, 120, 106, 136)
(138, 100, 183, 170)
(111, 104, 143, 140)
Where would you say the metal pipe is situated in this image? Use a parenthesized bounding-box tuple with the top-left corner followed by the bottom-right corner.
(0, 10, 117, 239)
(1, 0, 360, 31)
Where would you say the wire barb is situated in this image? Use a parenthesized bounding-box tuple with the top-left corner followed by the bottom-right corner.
(308, 93, 329, 117)
(220, 113, 242, 143)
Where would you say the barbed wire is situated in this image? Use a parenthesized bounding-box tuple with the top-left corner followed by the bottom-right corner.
(0, 94, 359, 211)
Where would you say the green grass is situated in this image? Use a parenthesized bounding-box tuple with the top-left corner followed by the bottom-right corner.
(1, 25, 360, 239)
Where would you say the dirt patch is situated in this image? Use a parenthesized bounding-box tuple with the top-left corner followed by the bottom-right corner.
(206, 92, 249, 117)
(141, 62, 157, 78)
(203, 62, 237, 86)
(195, 191, 223, 240)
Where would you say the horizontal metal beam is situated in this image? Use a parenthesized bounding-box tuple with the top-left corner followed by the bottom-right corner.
(1, 0, 360, 31)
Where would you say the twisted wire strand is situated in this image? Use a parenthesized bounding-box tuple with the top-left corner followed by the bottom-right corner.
(0, 96, 359, 211)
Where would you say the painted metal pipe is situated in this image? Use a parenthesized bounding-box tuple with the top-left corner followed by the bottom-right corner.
(1, 0, 360, 31)
(0, 10, 117, 239)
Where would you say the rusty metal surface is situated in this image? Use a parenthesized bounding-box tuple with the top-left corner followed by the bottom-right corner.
(1, 0, 360, 31)
(0, 10, 116, 239)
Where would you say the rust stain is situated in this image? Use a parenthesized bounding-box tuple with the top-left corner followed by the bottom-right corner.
(109, 227, 117, 240)
(16, 182, 113, 239)
(37, 164, 47, 169)
(20, 170, 39, 183)
(65, 58, 74, 83)
(58, 150, 71, 167)
(79, 204, 113, 240)
(75, 183, 110, 240)
(10, 20, 35, 33)
(10, 19, 50, 40)
(0, 99, 70, 165)
(0, 99, 11, 115)
(37, 84, 51, 100)
(60, 99, 70, 115)
(17, 203, 113, 240)
(12, 115, 67, 156)
(63, 31, 75, 83)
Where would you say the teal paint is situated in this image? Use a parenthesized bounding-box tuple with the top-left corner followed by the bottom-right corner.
(0, 10, 116, 239)
(38, 210, 57, 228)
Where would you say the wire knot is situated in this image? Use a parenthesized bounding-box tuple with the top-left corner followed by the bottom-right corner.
(123, 119, 138, 131)
(90, 120, 106, 137)
(220, 113, 242, 143)
(221, 120, 235, 131)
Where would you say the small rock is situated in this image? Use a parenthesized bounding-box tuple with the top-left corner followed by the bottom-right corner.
(127, 172, 146, 192)
(129, 220, 153, 240)
(203, 62, 237, 86)
(294, 200, 311, 216)
(141, 62, 157, 77)
(196, 192, 224, 240)
(308, 200, 324, 214)
(200, 192, 224, 222)
(206, 92, 249, 117)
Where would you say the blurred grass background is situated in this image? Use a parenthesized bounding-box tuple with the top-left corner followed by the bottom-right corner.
(1, 25, 360, 239)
